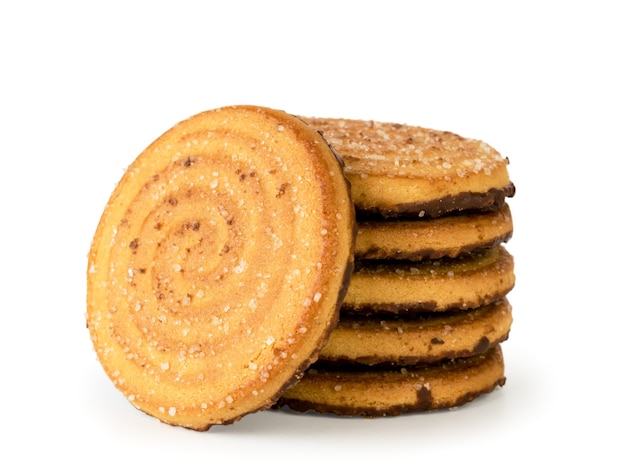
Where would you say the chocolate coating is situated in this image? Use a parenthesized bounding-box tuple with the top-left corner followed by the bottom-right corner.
(357, 184, 516, 220)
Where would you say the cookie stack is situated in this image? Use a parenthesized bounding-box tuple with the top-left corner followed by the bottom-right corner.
(87, 106, 515, 430)
(275, 117, 516, 416)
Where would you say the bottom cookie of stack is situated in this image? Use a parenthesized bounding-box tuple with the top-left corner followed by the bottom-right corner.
(275, 345, 505, 417)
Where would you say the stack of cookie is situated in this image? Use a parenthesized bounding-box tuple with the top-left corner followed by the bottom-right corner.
(276, 117, 516, 416)
(87, 106, 516, 430)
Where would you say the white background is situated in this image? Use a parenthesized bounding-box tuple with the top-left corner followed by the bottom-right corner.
(1, 1, 623, 466)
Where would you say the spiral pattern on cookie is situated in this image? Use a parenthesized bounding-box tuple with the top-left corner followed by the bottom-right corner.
(87, 106, 355, 430)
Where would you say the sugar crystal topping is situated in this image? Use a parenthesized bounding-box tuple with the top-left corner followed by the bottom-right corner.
(304, 117, 506, 178)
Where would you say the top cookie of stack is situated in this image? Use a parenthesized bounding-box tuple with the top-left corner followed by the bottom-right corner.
(308, 117, 514, 220)
(275, 117, 516, 416)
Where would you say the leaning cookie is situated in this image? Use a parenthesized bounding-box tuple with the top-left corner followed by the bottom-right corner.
(302, 117, 515, 218)
(319, 299, 512, 366)
(86, 105, 355, 430)
(343, 245, 515, 314)
(276, 345, 506, 417)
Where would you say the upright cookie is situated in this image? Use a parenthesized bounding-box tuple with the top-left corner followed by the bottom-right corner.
(86, 105, 355, 430)
(302, 117, 515, 218)
(276, 345, 506, 417)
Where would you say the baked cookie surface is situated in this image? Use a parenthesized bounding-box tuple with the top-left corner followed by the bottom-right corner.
(86, 105, 355, 430)
(276, 345, 506, 417)
(343, 245, 515, 314)
(302, 117, 515, 218)
(320, 299, 512, 365)
(356, 204, 513, 261)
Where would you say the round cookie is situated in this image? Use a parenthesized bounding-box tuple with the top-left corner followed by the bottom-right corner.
(276, 345, 506, 417)
(86, 105, 356, 430)
(343, 245, 515, 314)
(320, 299, 512, 365)
(302, 117, 515, 218)
(356, 204, 513, 261)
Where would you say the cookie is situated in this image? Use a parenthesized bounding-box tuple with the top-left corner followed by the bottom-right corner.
(342, 245, 515, 314)
(319, 299, 512, 365)
(302, 117, 515, 218)
(275, 116, 515, 420)
(276, 344, 505, 417)
(86, 105, 355, 430)
(356, 203, 513, 261)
